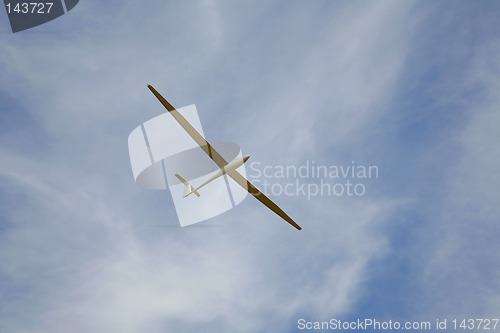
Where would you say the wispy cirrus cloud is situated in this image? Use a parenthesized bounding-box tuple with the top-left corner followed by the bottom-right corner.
(2, 1, 498, 332)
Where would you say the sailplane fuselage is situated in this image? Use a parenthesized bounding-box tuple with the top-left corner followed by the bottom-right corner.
(181, 155, 250, 197)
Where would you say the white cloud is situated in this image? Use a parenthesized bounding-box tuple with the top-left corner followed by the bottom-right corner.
(417, 35, 500, 316)
(0, 1, 416, 332)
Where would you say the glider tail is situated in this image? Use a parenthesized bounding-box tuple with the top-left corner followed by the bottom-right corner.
(175, 174, 200, 198)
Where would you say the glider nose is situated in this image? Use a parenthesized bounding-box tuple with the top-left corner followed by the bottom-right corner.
(243, 155, 251, 163)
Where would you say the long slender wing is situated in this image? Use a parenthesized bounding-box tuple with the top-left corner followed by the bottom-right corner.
(226, 171, 302, 230)
(147, 85, 228, 169)
(147, 84, 302, 230)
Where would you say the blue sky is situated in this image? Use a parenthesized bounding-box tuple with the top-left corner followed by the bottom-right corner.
(1, 1, 499, 332)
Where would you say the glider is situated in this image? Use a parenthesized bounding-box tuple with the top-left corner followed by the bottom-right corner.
(147, 85, 302, 231)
